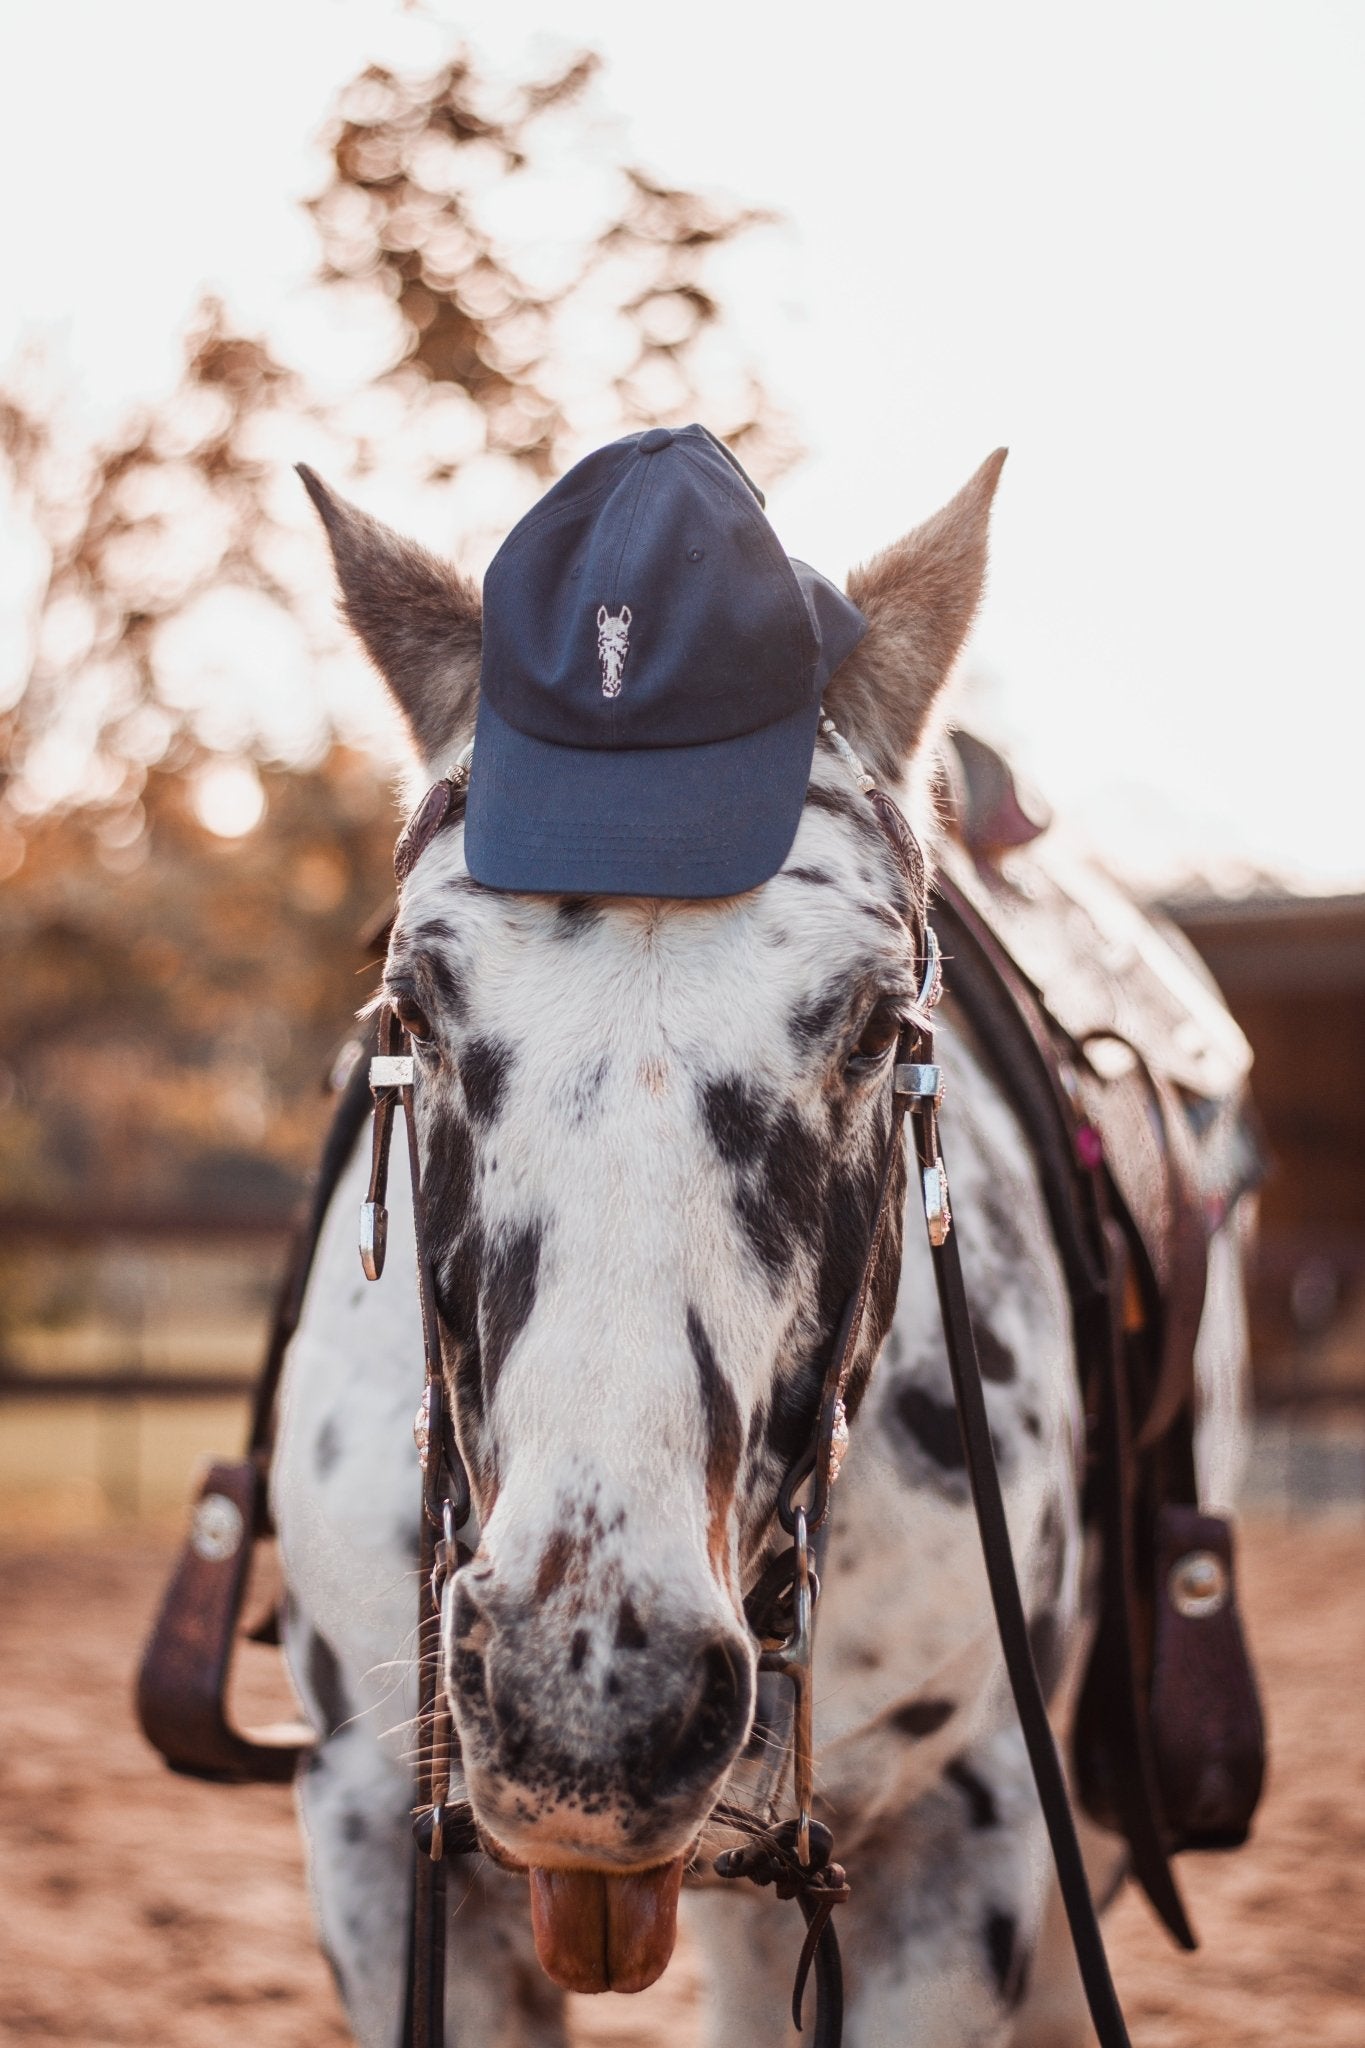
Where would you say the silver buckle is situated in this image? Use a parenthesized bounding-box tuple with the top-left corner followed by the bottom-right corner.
(895, 1061, 943, 1105)
(370, 1054, 414, 1089)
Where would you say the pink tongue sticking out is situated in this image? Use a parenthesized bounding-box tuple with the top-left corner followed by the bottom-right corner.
(528, 1857, 686, 1994)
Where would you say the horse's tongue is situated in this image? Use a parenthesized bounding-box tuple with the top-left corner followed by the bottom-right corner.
(528, 1856, 685, 1994)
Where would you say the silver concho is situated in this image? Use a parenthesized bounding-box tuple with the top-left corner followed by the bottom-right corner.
(359, 1199, 388, 1282)
(414, 1384, 433, 1470)
(190, 1491, 245, 1563)
(1168, 1549, 1230, 1619)
(923, 1159, 952, 1247)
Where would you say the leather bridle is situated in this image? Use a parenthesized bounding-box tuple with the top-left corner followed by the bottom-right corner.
(361, 727, 1135, 2048)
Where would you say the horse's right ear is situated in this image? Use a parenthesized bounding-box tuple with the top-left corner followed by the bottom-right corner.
(297, 465, 481, 772)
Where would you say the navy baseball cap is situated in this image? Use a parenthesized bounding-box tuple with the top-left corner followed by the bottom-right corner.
(463, 424, 867, 898)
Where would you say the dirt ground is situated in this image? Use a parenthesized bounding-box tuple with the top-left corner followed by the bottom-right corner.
(1, 1516, 1360, 2047)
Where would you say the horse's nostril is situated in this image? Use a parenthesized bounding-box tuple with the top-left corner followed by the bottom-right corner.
(656, 1636, 751, 1792)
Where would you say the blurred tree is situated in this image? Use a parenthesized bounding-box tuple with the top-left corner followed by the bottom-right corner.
(2, 49, 791, 829)
(0, 44, 794, 1220)
(0, 745, 394, 1218)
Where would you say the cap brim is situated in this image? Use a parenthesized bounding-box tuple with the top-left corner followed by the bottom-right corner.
(463, 692, 821, 899)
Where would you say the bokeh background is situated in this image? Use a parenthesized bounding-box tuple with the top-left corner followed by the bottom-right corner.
(1, 4, 1361, 2044)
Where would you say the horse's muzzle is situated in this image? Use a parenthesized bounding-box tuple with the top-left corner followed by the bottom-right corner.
(446, 1575, 754, 1868)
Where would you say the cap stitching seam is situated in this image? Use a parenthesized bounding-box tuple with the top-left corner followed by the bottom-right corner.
(675, 442, 809, 690)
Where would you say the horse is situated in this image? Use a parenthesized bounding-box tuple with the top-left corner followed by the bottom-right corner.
(273, 449, 1253, 2047)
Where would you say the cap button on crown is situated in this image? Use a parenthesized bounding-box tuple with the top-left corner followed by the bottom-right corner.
(638, 427, 674, 453)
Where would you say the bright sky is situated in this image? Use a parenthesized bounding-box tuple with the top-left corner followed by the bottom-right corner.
(1, 0, 1362, 890)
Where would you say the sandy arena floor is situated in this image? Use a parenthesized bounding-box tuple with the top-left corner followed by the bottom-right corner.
(0, 1516, 1360, 2047)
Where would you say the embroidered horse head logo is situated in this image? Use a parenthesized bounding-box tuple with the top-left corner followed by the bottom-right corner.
(596, 604, 632, 698)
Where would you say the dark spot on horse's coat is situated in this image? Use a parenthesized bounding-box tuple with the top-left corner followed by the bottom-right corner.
(306, 1631, 349, 1740)
(738, 1107, 827, 1283)
(946, 1758, 999, 1829)
(741, 1398, 773, 1490)
(572, 1055, 611, 1118)
(536, 1528, 575, 1602)
(424, 1101, 476, 1262)
(975, 1324, 1017, 1384)
(570, 1629, 590, 1672)
(895, 1386, 966, 1469)
(1022, 1409, 1041, 1438)
(702, 1073, 773, 1169)
(813, 1148, 896, 1350)
(766, 1359, 821, 1469)
(340, 1810, 367, 1846)
(556, 895, 603, 934)
(789, 981, 847, 1049)
(1027, 1610, 1065, 1703)
(615, 1597, 648, 1651)
(480, 1220, 543, 1400)
(422, 946, 467, 1023)
(1037, 1499, 1067, 1601)
(782, 865, 834, 886)
(450, 1632, 488, 1712)
(977, 1178, 1031, 1264)
(984, 1909, 1028, 2006)
(314, 1415, 342, 1478)
(461, 1036, 514, 1126)
(605, 1672, 622, 1699)
(687, 1306, 742, 1509)
(891, 1697, 955, 1739)
(859, 901, 905, 934)
(703, 1074, 827, 1286)
(805, 781, 879, 841)
(424, 1098, 487, 1449)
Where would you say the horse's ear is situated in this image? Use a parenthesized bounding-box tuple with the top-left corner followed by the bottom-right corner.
(827, 449, 1007, 783)
(297, 466, 481, 771)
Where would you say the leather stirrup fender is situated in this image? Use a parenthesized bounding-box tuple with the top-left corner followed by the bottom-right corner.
(136, 1457, 312, 1783)
(1149, 1503, 1266, 1849)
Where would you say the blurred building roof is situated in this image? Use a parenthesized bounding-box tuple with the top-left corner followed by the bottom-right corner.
(1160, 891, 1365, 996)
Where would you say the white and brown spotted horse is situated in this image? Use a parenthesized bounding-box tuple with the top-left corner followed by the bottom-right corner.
(275, 453, 1251, 2047)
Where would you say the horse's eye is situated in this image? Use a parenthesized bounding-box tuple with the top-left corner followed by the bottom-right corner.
(848, 1001, 903, 1068)
(391, 991, 433, 1043)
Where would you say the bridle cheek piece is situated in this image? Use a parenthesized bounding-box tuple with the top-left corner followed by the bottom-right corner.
(363, 730, 1134, 2048)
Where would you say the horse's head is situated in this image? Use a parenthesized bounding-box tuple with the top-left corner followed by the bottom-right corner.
(303, 448, 1004, 1962)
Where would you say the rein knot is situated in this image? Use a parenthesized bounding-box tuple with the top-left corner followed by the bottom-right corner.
(714, 1817, 849, 2033)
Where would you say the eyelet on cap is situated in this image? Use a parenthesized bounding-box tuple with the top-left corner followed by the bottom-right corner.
(639, 427, 674, 453)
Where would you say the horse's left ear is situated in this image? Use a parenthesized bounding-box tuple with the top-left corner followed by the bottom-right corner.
(297, 465, 482, 772)
(827, 448, 1007, 783)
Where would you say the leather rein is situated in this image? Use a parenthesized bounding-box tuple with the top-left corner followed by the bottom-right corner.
(364, 730, 1135, 2048)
